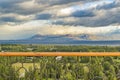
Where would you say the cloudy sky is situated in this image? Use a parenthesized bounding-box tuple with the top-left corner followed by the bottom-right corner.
(0, 0, 120, 40)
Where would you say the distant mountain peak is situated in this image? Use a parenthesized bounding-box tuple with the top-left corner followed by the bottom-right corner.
(29, 34, 97, 41)
(29, 34, 44, 40)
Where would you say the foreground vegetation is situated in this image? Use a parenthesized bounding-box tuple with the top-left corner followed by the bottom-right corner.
(0, 44, 120, 80)
(0, 56, 120, 80)
(0, 44, 120, 52)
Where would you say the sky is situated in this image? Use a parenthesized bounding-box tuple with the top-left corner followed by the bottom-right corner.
(0, 0, 120, 40)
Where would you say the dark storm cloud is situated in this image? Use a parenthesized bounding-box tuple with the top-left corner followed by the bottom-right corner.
(71, 10, 95, 17)
(36, 13, 52, 20)
(36, 0, 83, 6)
(0, 17, 16, 22)
(97, 2, 115, 9)
(0, 0, 36, 15)
(0, 0, 27, 9)
(36, 0, 101, 6)
(0, 16, 22, 24)
(0, 0, 23, 15)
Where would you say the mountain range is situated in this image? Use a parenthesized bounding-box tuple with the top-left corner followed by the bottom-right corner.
(0, 34, 120, 45)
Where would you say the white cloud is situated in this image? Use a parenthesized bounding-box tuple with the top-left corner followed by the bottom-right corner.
(58, 0, 115, 16)
(17, 0, 48, 10)
(0, 20, 120, 40)
(18, 0, 38, 9)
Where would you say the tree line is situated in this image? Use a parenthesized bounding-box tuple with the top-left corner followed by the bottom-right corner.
(0, 44, 120, 52)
